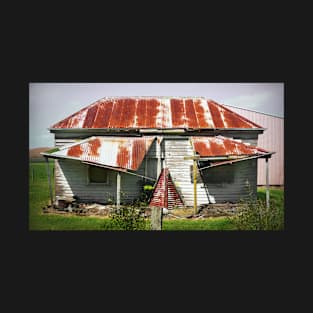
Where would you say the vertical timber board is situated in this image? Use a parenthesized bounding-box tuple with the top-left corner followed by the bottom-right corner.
(156, 137, 162, 177)
(151, 207, 162, 230)
(164, 138, 209, 206)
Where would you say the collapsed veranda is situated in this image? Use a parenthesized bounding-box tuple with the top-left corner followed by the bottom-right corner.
(42, 96, 274, 209)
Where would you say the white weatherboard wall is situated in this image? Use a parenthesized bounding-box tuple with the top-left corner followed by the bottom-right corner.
(163, 138, 210, 206)
(200, 159, 257, 203)
(224, 105, 284, 185)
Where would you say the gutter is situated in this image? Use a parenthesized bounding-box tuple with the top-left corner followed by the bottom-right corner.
(199, 152, 275, 171)
(49, 127, 266, 133)
(40, 153, 156, 182)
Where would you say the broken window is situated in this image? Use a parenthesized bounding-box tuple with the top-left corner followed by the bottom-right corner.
(88, 166, 109, 184)
(200, 163, 235, 185)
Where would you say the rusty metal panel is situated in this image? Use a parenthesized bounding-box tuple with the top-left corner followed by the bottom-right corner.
(191, 136, 269, 157)
(149, 168, 184, 209)
(93, 100, 113, 128)
(149, 168, 167, 208)
(216, 103, 262, 128)
(51, 97, 262, 130)
(47, 136, 155, 171)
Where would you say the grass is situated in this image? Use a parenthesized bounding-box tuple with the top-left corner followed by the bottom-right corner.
(29, 161, 112, 230)
(162, 217, 235, 231)
(257, 187, 284, 210)
(29, 162, 284, 231)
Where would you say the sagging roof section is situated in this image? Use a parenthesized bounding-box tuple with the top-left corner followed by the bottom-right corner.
(43, 136, 155, 171)
(51, 97, 262, 130)
(191, 135, 269, 157)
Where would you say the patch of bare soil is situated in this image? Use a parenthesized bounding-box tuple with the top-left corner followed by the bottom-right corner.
(43, 203, 112, 217)
(42, 202, 240, 219)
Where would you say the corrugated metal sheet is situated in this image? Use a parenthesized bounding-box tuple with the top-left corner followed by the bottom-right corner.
(223, 105, 284, 185)
(51, 97, 262, 130)
(46, 136, 155, 170)
(191, 136, 269, 157)
(149, 168, 184, 209)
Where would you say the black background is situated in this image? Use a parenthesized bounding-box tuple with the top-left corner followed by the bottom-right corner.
(3, 3, 303, 311)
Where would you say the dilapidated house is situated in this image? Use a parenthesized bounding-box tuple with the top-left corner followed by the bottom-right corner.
(42, 97, 273, 208)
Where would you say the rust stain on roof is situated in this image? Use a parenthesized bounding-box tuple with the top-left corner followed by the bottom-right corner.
(88, 138, 101, 157)
(116, 144, 129, 168)
(93, 101, 113, 128)
(125, 99, 137, 128)
(82, 104, 98, 128)
(184, 99, 199, 128)
(218, 103, 263, 128)
(53, 136, 155, 170)
(131, 139, 146, 170)
(192, 136, 269, 157)
(171, 99, 185, 127)
(194, 99, 212, 128)
(51, 97, 263, 130)
(205, 138, 226, 156)
(135, 99, 146, 128)
(67, 144, 83, 157)
(146, 99, 159, 128)
(207, 101, 224, 128)
(222, 137, 241, 154)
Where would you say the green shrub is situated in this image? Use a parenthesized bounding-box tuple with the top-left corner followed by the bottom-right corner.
(231, 197, 284, 231)
(109, 206, 148, 230)
(133, 183, 155, 206)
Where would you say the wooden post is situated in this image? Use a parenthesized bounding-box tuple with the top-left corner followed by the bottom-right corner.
(116, 171, 121, 210)
(265, 158, 270, 209)
(184, 155, 200, 215)
(157, 138, 162, 177)
(151, 207, 162, 230)
(45, 157, 54, 206)
(193, 158, 197, 214)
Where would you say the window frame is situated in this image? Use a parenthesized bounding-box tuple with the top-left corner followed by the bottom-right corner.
(86, 165, 109, 185)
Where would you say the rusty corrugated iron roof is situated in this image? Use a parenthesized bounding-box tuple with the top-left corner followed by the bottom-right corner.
(44, 136, 155, 170)
(149, 168, 184, 209)
(51, 97, 262, 130)
(191, 136, 269, 157)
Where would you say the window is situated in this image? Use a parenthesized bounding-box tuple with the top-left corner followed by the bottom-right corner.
(88, 166, 109, 184)
(200, 162, 235, 185)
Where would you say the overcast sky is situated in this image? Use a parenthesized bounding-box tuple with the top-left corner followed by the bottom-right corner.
(29, 83, 284, 149)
